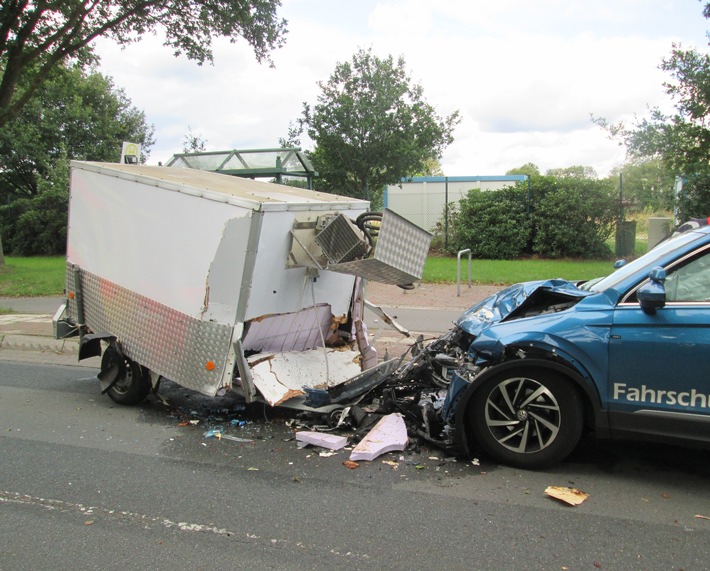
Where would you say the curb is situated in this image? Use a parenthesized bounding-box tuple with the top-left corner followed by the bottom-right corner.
(0, 333, 79, 354)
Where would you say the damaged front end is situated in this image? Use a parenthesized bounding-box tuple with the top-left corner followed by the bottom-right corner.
(311, 279, 594, 457)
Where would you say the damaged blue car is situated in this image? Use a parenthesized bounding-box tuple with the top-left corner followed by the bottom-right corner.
(335, 224, 710, 469)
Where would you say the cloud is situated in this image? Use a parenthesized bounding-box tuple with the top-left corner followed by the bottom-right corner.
(93, 0, 709, 176)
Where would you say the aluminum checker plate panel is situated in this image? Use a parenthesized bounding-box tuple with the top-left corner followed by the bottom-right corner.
(66, 264, 233, 396)
(329, 209, 432, 285)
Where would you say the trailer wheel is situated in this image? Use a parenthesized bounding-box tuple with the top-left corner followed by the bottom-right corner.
(101, 347, 151, 405)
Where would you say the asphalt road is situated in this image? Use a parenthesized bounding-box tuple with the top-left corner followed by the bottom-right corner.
(2, 361, 710, 570)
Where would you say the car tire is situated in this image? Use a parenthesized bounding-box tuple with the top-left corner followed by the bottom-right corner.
(468, 369, 583, 469)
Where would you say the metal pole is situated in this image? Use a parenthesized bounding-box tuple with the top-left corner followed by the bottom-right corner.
(457, 249, 472, 296)
(444, 176, 449, 250)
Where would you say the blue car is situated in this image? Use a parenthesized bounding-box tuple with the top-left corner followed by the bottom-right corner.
(311, 223, 710, 468)
(427, 224, 710, 468)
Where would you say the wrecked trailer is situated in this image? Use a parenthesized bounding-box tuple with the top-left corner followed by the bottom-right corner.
(54, 161, 431, 414)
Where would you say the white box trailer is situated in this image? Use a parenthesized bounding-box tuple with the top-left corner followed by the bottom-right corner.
(55, 162, 431, 410)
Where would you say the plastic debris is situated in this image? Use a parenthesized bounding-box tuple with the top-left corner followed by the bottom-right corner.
(544, 486, 589, 506)
(203, 428, 223, 439)
(349, 413, 408, 461)
(296, 431, 348, 451)
(221, 434, 254, 443)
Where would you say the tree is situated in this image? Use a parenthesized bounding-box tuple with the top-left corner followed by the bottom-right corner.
(411, 157, 444, 177)
(590, 2, 710, 216)
(278, 121, 302, 149)
(0, 62, 154, 255)
(616, 46, 710, 176)
(606, 159, 675, 213)
(592, 3, 710, 176)
(545, 165, 597, 179)
(506, 163, 540, 177)
(0, 62, 154, 202)
(182, 126, 208, 153)
(299, 48, 460, 206)
(1, 152, 71, 256)
(0, 0, 287, 127)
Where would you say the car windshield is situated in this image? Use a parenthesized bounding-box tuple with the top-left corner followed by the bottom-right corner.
(589, 230, 706, 293)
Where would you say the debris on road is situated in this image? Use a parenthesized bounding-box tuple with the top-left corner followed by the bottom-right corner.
(296, 431, 348, 450)
(203, 428, 224, 439)
(221, 434, 254, 443)
(544, 486, 589, 506)
(350, 413, 408, 461)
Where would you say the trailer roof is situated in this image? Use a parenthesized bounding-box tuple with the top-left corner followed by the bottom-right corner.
(72, 161, 368, 210)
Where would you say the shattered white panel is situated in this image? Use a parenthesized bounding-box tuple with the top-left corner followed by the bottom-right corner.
(296, 431, 348, 450)
(350, 413, 408, 462)
(248, 349, 362, 406)
(242, 305, 334, 353)
(203, 215, 254, 323)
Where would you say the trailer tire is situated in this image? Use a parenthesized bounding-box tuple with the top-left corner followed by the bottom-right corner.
(102, 348, 151, 405)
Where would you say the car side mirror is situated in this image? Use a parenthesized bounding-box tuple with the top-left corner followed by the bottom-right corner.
(614, 259, 627, 269)
(637, 266, 666, 315)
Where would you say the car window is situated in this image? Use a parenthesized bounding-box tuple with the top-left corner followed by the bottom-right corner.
(590, 230, 704, 293)
(665, 249, 710, 302)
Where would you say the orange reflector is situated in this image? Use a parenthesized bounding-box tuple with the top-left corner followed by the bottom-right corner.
(68, 291, 75, 299)
(205, 361, 216, 371)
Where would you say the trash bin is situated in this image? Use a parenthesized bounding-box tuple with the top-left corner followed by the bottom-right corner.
(615, 220, 636, 258)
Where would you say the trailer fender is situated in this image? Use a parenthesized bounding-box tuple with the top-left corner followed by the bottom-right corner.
(96, 341, 124, 393)
(79, 332, 115, 361)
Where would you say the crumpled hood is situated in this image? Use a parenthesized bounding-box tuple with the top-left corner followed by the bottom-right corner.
(455, 279, 592, 336)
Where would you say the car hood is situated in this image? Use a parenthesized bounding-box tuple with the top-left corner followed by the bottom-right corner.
(455, 279, 594, 336)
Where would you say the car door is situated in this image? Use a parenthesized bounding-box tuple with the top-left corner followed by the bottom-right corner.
(607, 244, 710, 443)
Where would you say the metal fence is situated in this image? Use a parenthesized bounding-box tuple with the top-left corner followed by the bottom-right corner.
(384, 176, 527, 238)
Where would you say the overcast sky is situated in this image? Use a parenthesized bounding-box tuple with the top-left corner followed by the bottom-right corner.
(94, 0, 710, 177)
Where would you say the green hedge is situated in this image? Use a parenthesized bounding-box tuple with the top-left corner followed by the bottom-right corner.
(443, 176, 617, 259)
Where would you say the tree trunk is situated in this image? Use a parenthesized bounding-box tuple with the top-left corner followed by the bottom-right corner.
(0, 233, 5, 266)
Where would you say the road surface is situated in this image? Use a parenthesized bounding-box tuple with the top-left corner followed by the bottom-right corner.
(2, 360, 710, 569)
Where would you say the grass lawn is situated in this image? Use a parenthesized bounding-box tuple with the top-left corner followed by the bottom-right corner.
(423, 255, 617, 284)
(0, 254, 628, 301)
(0, 256, 66, 297)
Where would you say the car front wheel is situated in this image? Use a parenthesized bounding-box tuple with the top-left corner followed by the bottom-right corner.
(468, 369, 583, 469)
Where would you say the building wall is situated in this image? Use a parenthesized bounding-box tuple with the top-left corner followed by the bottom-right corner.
(384, 176, 528, 231)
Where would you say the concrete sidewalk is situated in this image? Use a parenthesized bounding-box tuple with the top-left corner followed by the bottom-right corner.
(0, 302, 90, 365)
